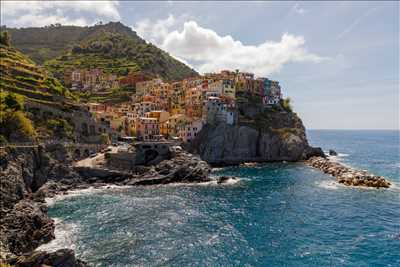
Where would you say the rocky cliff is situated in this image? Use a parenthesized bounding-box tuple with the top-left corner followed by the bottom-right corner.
(0, 144, 212, 265)
(191, 104, 324, 166)
(0, 145, 84, 264)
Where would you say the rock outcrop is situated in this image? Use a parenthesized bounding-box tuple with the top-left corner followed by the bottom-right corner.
(127, 151, 211, 185)
(191, 107, 324, 165)
(73, 150, 211, 186)
(0, 146, 85, 264)
(9, 249, 87, 267)
(329, 149, 338, 156)
(306, 156, 391, 188)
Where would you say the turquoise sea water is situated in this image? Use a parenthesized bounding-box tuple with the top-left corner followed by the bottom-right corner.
(44, 130, 400, 267)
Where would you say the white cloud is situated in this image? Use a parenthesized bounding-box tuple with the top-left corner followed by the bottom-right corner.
(134, 16, 327, 76)
(1, 1, 120, 27)
(134, 14, 176, 45)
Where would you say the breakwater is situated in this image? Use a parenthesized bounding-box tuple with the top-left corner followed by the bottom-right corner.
(306, 156, 391, 188)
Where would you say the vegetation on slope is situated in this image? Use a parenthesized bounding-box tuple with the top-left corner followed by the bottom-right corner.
(0, 39, 75, 102)
(0, 34, 79, 142)
(0, 91, 36, 143)
(5, 22, 198, 81)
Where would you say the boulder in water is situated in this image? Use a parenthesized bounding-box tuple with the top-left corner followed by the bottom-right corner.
(329, 149, 338, 156)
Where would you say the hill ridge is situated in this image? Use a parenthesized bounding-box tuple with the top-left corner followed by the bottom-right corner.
(4, 22, 198, 81)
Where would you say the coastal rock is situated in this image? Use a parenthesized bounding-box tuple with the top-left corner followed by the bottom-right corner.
(329, 149, 338, 156)
(191, 109, 324, 165)
(306, 156, 391, 188)
(0, 146, 85, 263)
(9, 249, 87, 267)
(1, 200, 55, 256)
(129, 151, 211, 185)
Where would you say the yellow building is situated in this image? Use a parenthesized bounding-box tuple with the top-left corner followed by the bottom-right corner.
(145, 110, 170, 123)
(165, 114, 188, 137)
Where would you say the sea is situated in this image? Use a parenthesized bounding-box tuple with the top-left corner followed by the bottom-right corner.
(40, 130, 400, 267)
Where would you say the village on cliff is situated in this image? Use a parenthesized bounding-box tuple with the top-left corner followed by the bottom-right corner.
(66, 68, 284, 143)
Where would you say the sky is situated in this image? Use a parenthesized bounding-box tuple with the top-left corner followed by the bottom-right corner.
(1, 1, 399, 130)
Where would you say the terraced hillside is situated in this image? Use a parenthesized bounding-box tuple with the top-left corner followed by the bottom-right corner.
(0, 41, 111, 144)
(0, 43, 74, 103)
(6, 22, 198, 81)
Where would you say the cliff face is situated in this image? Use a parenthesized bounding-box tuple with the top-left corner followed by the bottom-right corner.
(0, 145, 81, 261)
(191, 105, 323, 166)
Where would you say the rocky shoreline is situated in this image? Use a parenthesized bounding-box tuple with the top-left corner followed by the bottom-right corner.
(1, 143, 391, 266)
(306, 156, 391, 188)
(0, 145, 219, 266)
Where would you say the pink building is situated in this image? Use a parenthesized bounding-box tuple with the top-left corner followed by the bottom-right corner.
(135, 117, 160, 141)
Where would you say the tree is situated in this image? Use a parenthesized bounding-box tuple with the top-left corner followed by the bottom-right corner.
(4, 93, 24, 111)
(0, 31, 11, 46)
(281, 97, 293, 112)
(0, 111, 36, 141)
(1, 92, 24, 112)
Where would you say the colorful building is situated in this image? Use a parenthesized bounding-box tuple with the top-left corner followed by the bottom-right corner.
(178, 119, 204, 143)
(135, 117, 160, 141)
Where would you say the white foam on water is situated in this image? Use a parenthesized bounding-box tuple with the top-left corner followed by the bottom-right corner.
(388, 181, 400, 193)
(220, 177, 241, 185)
(45, 185, 132, 207)
(159, 176, 243, 187)
(36, 218, 79, 252)
(317, 180, 341, 190)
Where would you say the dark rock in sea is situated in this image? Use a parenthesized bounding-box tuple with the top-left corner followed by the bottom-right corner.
(306, 156, 391, 188)
(329, 149, 338, 156)
(129, 151, 211, 185)
(9, 249, 88, 267)
(304, 146, 326, 159)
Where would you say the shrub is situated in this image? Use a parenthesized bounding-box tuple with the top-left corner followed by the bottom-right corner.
(0, 31, 11, 46)
(0, 91, 24, 111)
(0, 110, 37, 140)
(47, 118, 74, 138)
(281, 97, 292, 112)
(44, 77, 66, 95)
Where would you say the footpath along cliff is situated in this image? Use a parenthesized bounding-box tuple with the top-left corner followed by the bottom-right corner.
(191, 102, 324, 165)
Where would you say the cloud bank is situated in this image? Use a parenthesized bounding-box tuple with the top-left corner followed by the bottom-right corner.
(1, 1, 120, 27)
(134, 16, 326, 76)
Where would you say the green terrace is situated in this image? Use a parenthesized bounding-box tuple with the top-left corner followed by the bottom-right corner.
(1, 45, 76, 103)
(45, 53, 140, 77)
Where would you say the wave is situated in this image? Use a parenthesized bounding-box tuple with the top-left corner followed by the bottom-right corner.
(156, 176, 244, 187)
(36, 218, 79, 253)
(45, 185, 132, 207)
(317, 180, 342, 190)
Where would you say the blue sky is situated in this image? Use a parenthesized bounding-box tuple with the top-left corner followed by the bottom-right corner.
(1, 1, 398, 129)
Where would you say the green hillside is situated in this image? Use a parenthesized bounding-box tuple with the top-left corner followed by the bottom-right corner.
(5, 22, 198, 81)
(0, 43, 74, 103)
(0, 35, 79, 143)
